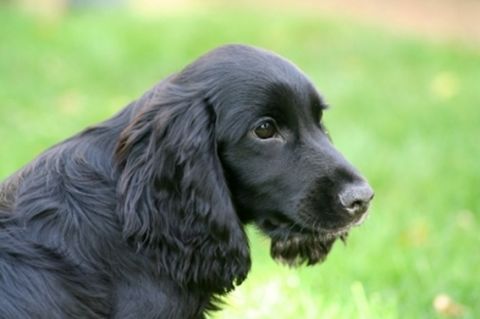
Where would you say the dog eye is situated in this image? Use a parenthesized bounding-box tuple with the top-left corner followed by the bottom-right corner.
(254, 120, 277, 139)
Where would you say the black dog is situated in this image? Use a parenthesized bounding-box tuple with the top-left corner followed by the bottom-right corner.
(0, 44, 373, 318)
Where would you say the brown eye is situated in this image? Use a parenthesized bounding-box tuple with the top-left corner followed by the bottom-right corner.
(254, 120, 277, 139)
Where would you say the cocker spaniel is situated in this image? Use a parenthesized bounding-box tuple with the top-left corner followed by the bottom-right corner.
(0, 44, 373, 318)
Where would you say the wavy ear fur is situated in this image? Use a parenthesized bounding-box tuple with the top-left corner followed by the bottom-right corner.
(115, 83, 250, 293)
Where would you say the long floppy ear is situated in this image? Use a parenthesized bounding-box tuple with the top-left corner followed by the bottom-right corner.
(115, 83, 250, 292)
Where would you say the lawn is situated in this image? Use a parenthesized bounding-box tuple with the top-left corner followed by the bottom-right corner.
(0, 5, 479, 319)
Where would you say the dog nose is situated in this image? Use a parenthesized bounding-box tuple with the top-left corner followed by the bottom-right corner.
(338, 183, 374, 217)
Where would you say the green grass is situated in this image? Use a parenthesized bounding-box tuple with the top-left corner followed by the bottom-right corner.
(1, 6, 479, 319)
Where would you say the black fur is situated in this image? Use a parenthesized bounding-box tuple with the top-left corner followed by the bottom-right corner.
(0, 44, 373, 318)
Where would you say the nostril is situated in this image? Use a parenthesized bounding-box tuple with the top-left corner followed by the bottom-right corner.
(350, 199, 364, 209)
(345, 200, 367, 216)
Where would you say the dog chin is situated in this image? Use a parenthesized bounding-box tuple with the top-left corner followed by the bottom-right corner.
(269, 231, 348, 267)
(258, 212, 366, 266)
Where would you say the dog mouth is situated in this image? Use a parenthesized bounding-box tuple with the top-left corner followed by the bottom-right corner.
(259, 213, 363, 267)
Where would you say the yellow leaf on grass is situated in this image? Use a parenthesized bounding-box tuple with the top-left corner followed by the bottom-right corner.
(433, 293, 465, 317)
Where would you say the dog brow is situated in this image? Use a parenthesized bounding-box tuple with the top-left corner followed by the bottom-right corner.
(310, 92, 329, 121)
(319, 100, 330, 111)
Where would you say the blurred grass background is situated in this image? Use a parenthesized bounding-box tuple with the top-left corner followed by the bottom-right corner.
(0, 1, 479, 318)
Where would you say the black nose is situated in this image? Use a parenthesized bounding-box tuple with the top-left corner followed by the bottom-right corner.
(338, 183, 374, 217)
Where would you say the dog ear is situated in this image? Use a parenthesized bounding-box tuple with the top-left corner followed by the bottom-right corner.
(115, 83, 250, 292)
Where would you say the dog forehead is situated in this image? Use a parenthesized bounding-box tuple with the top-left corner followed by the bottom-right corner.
(178, 45, 307, 88)
(178, 45, 325, 134)
(212, 45, 306, 81)
(211, 45, 323, 105)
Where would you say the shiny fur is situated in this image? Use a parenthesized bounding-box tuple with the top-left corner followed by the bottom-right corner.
(0, 44, 372, 318)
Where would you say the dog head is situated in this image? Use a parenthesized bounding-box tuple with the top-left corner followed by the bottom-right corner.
(116, 44, 373, 292)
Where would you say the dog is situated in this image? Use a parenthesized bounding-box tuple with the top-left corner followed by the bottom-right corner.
(0, 44, 373, 318)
